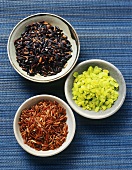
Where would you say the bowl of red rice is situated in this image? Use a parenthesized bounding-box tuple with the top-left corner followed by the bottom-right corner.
(13, 94, 76, 157)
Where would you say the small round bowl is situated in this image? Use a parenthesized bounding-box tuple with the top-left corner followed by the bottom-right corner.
(65, 59, 126, 119)
(7, 13, 80, 83)
(13, 94, 76, 157)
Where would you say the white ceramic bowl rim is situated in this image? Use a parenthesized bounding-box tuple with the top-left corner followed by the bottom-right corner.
(13, 94, 76, 157)
(7, 13, 80, 83)
(65, 59, 126, 119)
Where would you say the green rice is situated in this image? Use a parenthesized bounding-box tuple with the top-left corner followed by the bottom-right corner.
(72, 66, 119, 112)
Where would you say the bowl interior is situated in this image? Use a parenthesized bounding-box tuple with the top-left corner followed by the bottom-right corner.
(8, 13, 80, 82)
(65, 59, 126, 119)
(14, 95, 76, 156)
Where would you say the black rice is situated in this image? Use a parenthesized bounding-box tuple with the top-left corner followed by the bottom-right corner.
(14, 21, 72, 76)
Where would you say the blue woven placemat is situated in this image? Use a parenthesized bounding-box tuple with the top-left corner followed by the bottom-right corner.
(0, 0, 132, 169)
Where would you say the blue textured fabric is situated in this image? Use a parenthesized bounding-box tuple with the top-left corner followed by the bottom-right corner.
(0, 0, 132, 169)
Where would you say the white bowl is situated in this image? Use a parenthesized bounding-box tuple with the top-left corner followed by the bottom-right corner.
(65, 59, 126, 119)
(13, 94, 76, 157)
(7, 13, 80, 83)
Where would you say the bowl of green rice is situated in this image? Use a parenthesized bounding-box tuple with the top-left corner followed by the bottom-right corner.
(64, 59, 126, 119)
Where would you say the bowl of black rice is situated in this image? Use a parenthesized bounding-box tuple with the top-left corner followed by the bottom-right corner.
(7, 13, 80, 83)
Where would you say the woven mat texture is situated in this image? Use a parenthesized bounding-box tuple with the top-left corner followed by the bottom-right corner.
(0, 0, 132, 169)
